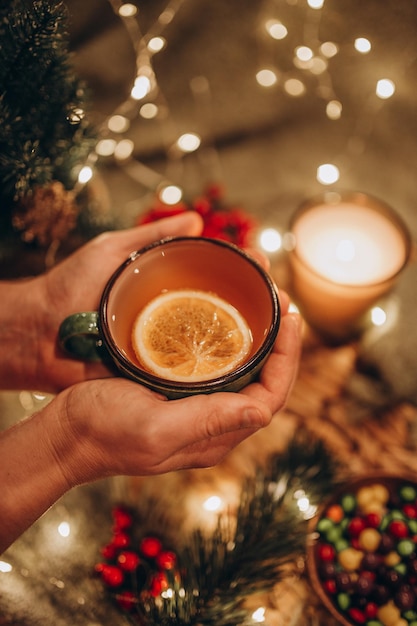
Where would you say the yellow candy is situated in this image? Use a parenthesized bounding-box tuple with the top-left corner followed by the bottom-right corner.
(358, 527, 381, 552)
(338, 547, 364, 571)
(377, 600, 400, 626)
(384, 550, 401, 567)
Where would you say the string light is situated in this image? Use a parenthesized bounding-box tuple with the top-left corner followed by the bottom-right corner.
(265, 19, 288, 40)
(317, 163, 340, 185)
(58, 522, 71, 538)
(371, 306, 387, 326)
(158, 184, 182, 204)
(252, 607, 266, 622)
(0, 561, 12, 573)
(176, 132, 201, 152)
(256, 68, 278, 87)
(78, 165, 93, 184)
(354, 37, 372, 53)
(203, 495, 223, 512)
(118, 3, 137, 17)
(259, 228, 282, 253)
(376, 78, 395, 99)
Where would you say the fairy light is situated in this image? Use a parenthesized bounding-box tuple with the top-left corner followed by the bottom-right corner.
(203, 495, 223, 512)
(265, 19, 288, 40)
(320, 41, 338, 57)
(57, 521, 71, 538)
(310, 56, 328, 75)
(108, 114, 130, 133)
(326, 99, 342, 120)
(376, 78, 395, 99)
(96, 138, 117, 156)
(147, 36, 166, 53)
(295, 45, 313, 62)
(176, 132, 201, 152)
(307, 0, 325, 8)
(131, 75, 152, 100)
(159, 184, 182, 204)
(118, 3, 137, 17)
(354, 37, 371, 54)
(317, 163, 340, 185)
(371, 306, 387, 326)
(114, 139, 134, 160)
(252, 607, 266, 623)
(259, 228, 282, 253)
(78, 165, 93, 184)
(284, 78, 305, 96)
(256, 68, 278, 87)
(0, 561, 12, 573)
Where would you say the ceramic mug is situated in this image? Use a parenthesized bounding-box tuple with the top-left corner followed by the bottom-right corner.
(58, 236, 281, 399)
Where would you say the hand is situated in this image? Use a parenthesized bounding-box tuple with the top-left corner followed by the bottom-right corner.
(30, 212, 205, 392)
(49, 299, 302, 482)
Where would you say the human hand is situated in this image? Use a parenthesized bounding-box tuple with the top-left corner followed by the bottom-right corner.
(49, 299, 302, 483)
(28, 212, 204, 392)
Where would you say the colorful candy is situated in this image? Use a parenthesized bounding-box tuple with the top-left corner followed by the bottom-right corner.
(312, 479, 417, 626)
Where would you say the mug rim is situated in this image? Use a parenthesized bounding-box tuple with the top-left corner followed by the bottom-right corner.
(98, 236, 281, 392)
(289, 190, 412, 290)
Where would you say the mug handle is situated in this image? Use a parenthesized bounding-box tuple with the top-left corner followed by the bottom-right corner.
(58, 312, 110, 362)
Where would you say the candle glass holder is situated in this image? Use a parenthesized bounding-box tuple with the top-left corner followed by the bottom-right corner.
(288, 191, 412, 344)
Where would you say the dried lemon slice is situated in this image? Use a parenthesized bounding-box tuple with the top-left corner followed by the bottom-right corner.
(132, 289, 252, 382)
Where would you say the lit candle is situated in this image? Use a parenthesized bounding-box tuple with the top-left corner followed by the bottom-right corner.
(288, 192, 411, 342)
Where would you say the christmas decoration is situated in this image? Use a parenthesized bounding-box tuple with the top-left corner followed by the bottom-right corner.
(0, 0, 96, 247)
(96, 435, 341, 626)
(137, 184, 258, 248)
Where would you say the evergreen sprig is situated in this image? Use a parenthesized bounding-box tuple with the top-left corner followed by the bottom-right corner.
(135, 435, 341, 626)
(0, 0, 95, 213)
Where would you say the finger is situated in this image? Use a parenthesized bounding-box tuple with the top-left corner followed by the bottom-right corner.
(278, 288, 290, 316)
(241, 312, 302, 413)
(97, 211, 204, 257)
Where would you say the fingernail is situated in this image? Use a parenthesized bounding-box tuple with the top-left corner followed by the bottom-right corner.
(241, 407, 268, 429)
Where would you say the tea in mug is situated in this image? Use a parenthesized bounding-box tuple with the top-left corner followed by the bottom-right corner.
(131, 289, 253, 382)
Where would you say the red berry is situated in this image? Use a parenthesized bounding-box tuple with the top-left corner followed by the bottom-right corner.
(116, 591, 136, 611)
(101, 565, 124, 587)
(323, 579, 337, 594)
(365, 512, 381, 528)
(140, 536, 163, 558)
(348, 607, 366, 624)
(156, 550, 177, 570)
(117, 550, 140, 571)
(403, 504, 417, 519)
(101, 543, 117, 559)
(388, 519, 408, 539)
(317, 543, 335, 561)
(149, 571, 168, 597)
(112, 532, 130, 548)
(112, 506, 133, 530)
(364, 602, 378, 619)
(348, 517, 366, 537)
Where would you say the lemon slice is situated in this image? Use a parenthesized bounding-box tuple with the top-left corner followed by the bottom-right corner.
(132, 289, 252, 382)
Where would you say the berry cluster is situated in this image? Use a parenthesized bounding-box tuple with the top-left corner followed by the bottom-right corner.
(312, 479, 417, 626)
(137, 184, 257, 248)
(95, 506, 180, 613)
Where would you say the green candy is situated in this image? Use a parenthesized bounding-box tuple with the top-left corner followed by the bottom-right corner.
(317, 517, 333, 534)
(334, 538, 349, 552)
(397, 538, 415, 557)
(365, 621, 383, 626)
(325, 524, 343, 544)
(340, 493, 356, 513)
(400, 484, 417, 502)
(408, 518, 417, 534)
(336, 592, 350, 611)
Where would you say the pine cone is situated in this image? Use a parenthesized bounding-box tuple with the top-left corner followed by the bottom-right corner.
(11, 181, 79, 247)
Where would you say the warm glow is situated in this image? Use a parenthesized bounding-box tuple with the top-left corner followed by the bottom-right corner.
(326, 100, 342, 120)
(96, 138, 116, 156)
(284, 78, 305, 96)
(336, 239, 356, 262)
(317, 163, 340, 185)
(265, 19, 288, 40)
(118, 3, 137, 17)
(176, 132, 201, 152)
(259, 228, 282, 252)
(159, 185, 182, 204)
(295, 46, 313, 62)
(78, 165, 93, 184)
(0, 561, 12, 573)
(307, 0, 324, 8)
(58, 521, 71, 538)
(256, 68, 278, 87)
(371, 306, 387, 326)
(140, 103, 158, 119)
(320, 41, 338, 57)
(131, 75, 152, 100)
(114, 139, 134, 160)
(310, 57, 328, 74)
(203, 495, 223, 512)
(108, 114, 130, 133)
(252, 607, 266, 623)
(376, 78, 395, 99)
(354, 37, 371, 53)
(148, 36, 166, 53)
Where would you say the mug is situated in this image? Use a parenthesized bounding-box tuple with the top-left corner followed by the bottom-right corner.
(58, 236, 281, 399)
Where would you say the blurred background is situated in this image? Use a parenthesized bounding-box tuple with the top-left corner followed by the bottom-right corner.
(64, 0, 417, 242)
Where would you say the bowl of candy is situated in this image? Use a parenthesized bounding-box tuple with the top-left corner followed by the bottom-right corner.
(307, 474, 417, 626)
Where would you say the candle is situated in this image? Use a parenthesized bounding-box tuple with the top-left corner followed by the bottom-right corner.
(288, 192, 411, 342)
